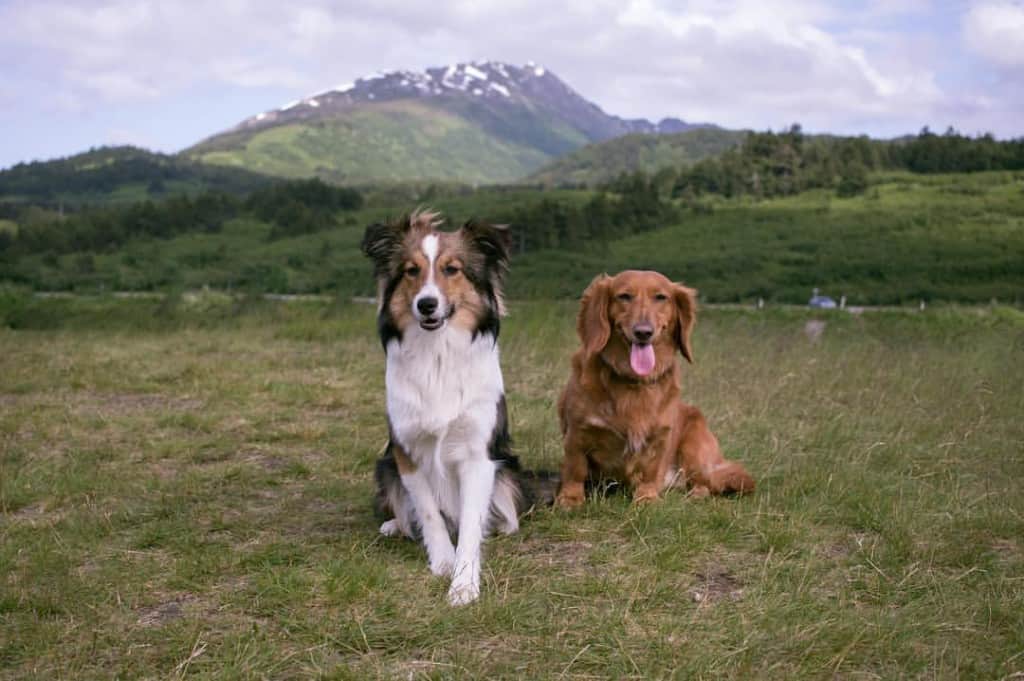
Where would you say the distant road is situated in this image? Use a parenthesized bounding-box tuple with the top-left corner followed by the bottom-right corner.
(24, 290, 986, 313)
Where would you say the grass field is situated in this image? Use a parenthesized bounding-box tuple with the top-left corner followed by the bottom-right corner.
(2, 295, 1023, 679)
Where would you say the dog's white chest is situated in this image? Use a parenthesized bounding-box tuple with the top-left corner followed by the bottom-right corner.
(385, 326, 503, 450)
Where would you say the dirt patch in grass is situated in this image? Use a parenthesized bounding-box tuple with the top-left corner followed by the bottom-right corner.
(819, 542, 852, 560)
(147, 460, 180, 481)
(818, 532, 879, 560)
(991, 538, 1020, 564)
(517, 538, 594, 576)
(241, 451, 289, 471)
(4, 501, 66, 526)
(73, 392, 205, 414)
(690, 565, 744, 605)
(135, 594, 199, 628)
(241, 448, 329, 470)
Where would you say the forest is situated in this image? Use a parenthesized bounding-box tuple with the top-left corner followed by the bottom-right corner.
(668, 126, 1024, 200)
(0, 128, 1022, 304)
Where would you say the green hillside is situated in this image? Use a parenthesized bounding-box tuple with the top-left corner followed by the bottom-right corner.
(512, 172, 1024, 302)
(3, 171, 1022, 305)
(0, 146, 272, 206)
(190, 100, 558, 185)
(527, 128, 747, 186)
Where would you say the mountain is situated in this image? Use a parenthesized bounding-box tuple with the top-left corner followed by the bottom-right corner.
(0, 146, 273, 206)
(526, 128, 747, 186)
(186, 61, 713, 185)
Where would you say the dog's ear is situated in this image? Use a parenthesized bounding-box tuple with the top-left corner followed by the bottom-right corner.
(361, 217, 410, 279)
(673, 283, 697, 363)
(461, 219, 511, 314)
(578, 274, 611, 356)
(462, 220, 510, 279)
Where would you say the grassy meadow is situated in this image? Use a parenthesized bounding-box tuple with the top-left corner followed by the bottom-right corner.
(2, 294, 1023, 679)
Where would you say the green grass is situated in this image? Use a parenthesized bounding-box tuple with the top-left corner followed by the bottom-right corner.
(1, 295, 1022, 679)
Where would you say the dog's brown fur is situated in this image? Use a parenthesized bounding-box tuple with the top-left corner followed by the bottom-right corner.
(555, 270, 754, 508)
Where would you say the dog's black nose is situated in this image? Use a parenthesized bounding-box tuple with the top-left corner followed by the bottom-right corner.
(417, 297, 439, 316)
(633, 324, 654, 343)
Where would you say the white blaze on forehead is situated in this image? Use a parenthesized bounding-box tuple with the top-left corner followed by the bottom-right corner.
(421, 234, 439, 269)
(414, 233, 444, 318)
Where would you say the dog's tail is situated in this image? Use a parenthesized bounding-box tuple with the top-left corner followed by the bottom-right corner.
(490, 462, 558, 535)
(699, 460, 756, 495)
(515, 469, 560, 510)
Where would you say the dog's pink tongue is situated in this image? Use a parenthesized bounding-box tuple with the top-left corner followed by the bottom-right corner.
(630, 343, 656, 376)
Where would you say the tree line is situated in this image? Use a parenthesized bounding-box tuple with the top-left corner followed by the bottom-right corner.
(496, 173, 677, 253)
(0, 179, 363, 258)
(667, 126, 1024, 200)
(0, 146, 272, 203)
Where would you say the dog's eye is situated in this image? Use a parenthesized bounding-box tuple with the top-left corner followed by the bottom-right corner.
(443, 264, 460, 276)
(617, 293, 633, 302)
(405, 265, 421, 277)
(654, 293, 668, 301)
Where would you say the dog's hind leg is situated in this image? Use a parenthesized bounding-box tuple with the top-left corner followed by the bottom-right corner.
(677, 405, 755, 496)
(490, 467, 522, 535)
(375, 452, 417, 538)
(448, 457, 496, 606)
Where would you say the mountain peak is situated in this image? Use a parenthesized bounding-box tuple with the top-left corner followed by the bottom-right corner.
(192, 60, 714, 185)
(238, 61, 563, 131)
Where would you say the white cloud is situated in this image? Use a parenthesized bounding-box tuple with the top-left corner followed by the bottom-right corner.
(0, 0, 1018, 167)
(210, 58, 310, 89)
(546, 1, 944, 133)
(964, 1, 1024, 67)
(73, 71, 161, 100)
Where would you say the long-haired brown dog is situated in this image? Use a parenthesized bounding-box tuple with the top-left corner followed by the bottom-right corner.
(555, 270, 754, 508)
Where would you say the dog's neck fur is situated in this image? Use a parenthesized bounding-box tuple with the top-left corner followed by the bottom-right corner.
(385, 324, 503, 448)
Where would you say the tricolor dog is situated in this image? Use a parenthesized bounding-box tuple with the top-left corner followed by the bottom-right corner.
(361, 210, 551, 606)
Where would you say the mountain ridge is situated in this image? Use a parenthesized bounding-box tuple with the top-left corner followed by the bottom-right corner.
(214, 61, 707, 142)
(186, 61, 715, 184)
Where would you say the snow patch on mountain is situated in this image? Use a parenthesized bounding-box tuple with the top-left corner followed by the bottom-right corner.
(231, 60, 710, 141)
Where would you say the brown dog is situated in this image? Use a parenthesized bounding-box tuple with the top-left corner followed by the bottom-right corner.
(555, 270, 754, 508)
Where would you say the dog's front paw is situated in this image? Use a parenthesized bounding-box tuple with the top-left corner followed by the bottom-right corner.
(428, 546, 455, 577)
(379, 519, 401, 537)
(631, 493, 660, 505)
(447, 578, 480, 606)
(632, 486, 662, 505)
(554, 490, 585, 509)
(687, 485, 711, 499)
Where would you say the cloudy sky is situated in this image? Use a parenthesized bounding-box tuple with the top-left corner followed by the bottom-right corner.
(1, 0, 1022, 169)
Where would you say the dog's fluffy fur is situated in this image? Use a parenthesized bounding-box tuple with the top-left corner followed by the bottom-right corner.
(362, 210, 554, 606)
(555, 270, 754, 507)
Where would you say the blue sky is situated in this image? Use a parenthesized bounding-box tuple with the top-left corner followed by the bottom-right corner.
(1, 0, 1022, 169)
